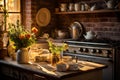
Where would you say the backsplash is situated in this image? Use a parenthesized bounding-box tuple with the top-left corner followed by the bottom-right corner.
(58, 12, 120, 40)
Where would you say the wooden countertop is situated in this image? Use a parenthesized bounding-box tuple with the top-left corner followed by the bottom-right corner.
(0, 57, 107, 80)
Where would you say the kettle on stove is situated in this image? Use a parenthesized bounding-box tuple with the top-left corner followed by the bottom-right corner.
(104, 0, 114, 9)
(69, 22, 83, 40)
(84, 30, 97, 40)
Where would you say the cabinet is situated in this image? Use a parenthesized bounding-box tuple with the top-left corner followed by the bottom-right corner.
(0, 58, 107, 80)
(0, 64, 47, 80)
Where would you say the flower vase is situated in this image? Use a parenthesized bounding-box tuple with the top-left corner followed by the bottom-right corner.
(16, 48, 29, 64)
(51, 53, 60, 66)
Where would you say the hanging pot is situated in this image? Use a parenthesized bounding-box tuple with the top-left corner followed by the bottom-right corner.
(16, 48, 29, 64)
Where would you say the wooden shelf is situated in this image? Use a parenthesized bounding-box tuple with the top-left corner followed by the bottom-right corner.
(55, 10, 120, 14)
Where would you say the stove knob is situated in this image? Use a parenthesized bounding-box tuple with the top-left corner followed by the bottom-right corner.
(83, 48, 88, 52)
(104, 50, 112, 57)
(79, 48, 83, 52)
(66, 49, 69, 52)
(104, 50, 111, 54)
(90, 49, 96, 53)
(73, 50, 77, 53)
(96, 49, 102, 53)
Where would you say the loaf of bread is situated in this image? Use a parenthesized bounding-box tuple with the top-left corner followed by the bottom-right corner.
(68, 63, 79, 71)
(56, 61, 67, 72)
(35, 55, 47, 62)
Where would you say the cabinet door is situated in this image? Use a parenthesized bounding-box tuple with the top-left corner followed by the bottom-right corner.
(19, 71, 32, 80)
(33, 74, 47, 80)
(0, 65, 10, 76)
(9, 67, 19, 80)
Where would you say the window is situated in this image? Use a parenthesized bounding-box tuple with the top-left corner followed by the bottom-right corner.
(0, 0, 21, 31)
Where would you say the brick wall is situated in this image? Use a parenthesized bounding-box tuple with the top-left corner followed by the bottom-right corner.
(58, 12, 120, 41)
(23, 0, 120, 41)
(22, 0, 32, 32)
(55, 0, 120, 41)
(23, 0, 57, 37)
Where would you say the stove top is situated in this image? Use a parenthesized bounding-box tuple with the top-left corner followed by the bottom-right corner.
(66, 38, 120, 47)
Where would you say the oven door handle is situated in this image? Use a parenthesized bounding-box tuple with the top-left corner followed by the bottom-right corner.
(64, 52, 113, 62)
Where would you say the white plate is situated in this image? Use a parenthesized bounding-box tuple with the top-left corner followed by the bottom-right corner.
(36, 8, 51, 27)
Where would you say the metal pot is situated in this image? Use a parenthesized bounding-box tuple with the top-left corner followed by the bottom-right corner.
(57, 30, 66, 39)
(69, 22, 83, 40)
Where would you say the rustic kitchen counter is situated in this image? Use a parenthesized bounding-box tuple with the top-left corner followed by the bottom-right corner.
(0, 57, 107, 80)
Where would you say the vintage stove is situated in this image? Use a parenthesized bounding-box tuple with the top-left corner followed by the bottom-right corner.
(63, 39, 120, 80)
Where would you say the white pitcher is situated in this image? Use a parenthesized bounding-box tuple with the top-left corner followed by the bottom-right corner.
(84, 30, 97, 40)
(104, 0, 114, 9)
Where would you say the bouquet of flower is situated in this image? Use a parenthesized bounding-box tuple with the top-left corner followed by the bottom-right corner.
(8, 20, 38, 49)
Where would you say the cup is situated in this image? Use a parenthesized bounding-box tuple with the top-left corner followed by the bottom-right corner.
(60, 3, 67, 12)
(106, 0, 113, 9)
(55, 8, 59, 12)
(68, 3, 74, 11)
(74, 3, 80, 11)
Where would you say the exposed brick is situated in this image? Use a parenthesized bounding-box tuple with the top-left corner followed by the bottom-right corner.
(22, 0, 120, 40)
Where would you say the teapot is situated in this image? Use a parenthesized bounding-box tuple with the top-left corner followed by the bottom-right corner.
(57, 30, 66, 39)
(104, 0, 114, 9)
(84, 30, 97, 40)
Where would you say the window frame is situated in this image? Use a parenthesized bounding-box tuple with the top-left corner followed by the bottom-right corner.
(0, 0, 21, 31)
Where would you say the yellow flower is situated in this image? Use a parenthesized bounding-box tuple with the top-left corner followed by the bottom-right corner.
(62, 43, 68, 51)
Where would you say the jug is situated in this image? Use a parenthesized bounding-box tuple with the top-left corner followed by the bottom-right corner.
(104, 0, 114, 9)
(90, 4, 96, 11)
(69, 22, 83, 40)
(84, 30, 96, 40)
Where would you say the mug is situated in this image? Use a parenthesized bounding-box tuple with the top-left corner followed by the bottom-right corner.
(60, 3, 67, 12)
(68, 3, 74, 11)
(74, 3, 80, 11)
(106, 0, 113, 9)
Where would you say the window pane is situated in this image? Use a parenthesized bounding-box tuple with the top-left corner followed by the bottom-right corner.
(0, 0, 4, 6)
(0, 0, 4, 11)
(6, 0, 20, 12)
(0, 13, 4, 30)
(6, 13, 21, 30)
(0, 13, 4, 22)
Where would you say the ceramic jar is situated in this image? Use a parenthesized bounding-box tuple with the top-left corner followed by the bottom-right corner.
(60, 3, 67, 12)
(74, 3, 80, 11)
(68, 3, 74, 11)
(16, 48, 29, 64)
